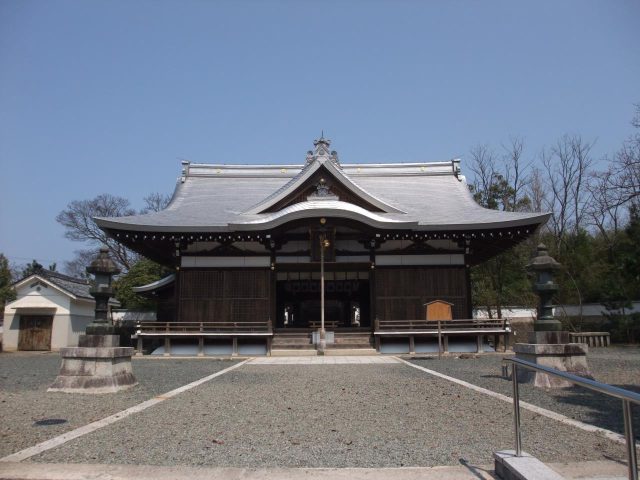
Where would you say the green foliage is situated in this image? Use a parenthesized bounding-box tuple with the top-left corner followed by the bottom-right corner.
(471, 241, 537, 317)
(470, 173, 531, 212)
(21, 260, 44, 278)
(469, 162, 536, 317)
(114, 259, 169, 310)
(603, 313, 640, 344)
(0, 254, 16, 306)
(620, 206, 640, 291)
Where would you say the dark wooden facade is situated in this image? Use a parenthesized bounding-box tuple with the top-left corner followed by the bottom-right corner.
(375, 267, 469, 322)
(178, 270, 271, 325)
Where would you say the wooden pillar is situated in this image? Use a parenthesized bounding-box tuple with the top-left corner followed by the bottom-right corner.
(136, 336, 143, 356)
(375, 335, 381, 352)
(476, 335, 483, 353)
(269, 241, 277, 332)
(369, 239, 377, 333)
(266, 336, 272, 356)
(174, 267, 182, 322)
(164, 337, 171, 356)
(409, 335, 415, 355)
(198, 337, 204, 357)
(232, 337, 238, 357)
(443, 334, 449, 353)
(464, 262, 473, 319)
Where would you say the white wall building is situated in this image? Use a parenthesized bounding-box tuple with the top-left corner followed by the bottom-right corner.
(3, 270, 118, 351)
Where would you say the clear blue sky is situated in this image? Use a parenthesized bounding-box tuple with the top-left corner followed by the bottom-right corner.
(1, 0, 639, 270)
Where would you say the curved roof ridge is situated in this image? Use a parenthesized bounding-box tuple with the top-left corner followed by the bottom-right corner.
(232, 199, 418, 231)
(243, 157, 406, 215)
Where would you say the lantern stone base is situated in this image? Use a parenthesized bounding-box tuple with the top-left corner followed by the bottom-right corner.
(48, 335, 137, 394)
(513, 332, 592, 389)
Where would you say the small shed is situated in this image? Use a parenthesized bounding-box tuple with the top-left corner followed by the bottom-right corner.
(2, 270, 119, 351)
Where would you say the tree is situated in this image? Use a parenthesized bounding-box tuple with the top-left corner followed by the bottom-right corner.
(21, 260, 44, 278)
(64, 248, 99, 279)
(0, 254, 16, 307)
(593, 104, 640, 212)
(141, 193, 171, 213)
(57, 192, 171, 275)
(114, 259, 169, 310)
(468, 140, 536, 317)
(542, 135, 595, 250)
(56, 194, 138, 272)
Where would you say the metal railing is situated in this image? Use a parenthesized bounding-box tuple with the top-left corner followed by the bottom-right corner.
(502, 357, 639, 480)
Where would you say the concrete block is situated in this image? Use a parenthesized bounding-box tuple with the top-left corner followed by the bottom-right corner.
(494, 450, 564, 480)
(513, 342, 592, 388)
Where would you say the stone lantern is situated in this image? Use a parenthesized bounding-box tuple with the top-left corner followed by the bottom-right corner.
(526, 243, 563, 334)
(85, 246, 121, 335)
(514, 244, 591, 388)
(49, 247, 137, 394)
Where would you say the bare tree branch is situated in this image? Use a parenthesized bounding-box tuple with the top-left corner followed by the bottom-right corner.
(57, 194, 139, 272)
(541, 135, 595, 248)
(141, 192, 171, 213)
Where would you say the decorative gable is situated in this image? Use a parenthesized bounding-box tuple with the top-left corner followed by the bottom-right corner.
(262, 166, 384, 213)
(244, 136, 405, 216)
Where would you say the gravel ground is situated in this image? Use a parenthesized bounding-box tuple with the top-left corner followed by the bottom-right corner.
(407, 346, 640, 440)
(0, 352, 238, 458)
(28, 363, 629, 468)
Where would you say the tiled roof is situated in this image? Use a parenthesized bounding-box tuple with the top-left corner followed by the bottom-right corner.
(40, 270, 93, 300)
(94, 140, 549, 233)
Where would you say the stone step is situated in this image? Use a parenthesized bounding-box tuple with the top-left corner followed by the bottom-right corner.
(0, 459, 628, 479)
(270, 349, 317, 357)
(272, 344, 316, 350)
(272, 339, 312, 345)
(324, 348, 378, 356)
(328, 343, 374, 349)
(334, 336, 372, 343)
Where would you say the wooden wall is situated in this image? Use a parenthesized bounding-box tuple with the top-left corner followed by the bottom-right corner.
(179, 269, 271, 323)
(375, 267, 469, 320)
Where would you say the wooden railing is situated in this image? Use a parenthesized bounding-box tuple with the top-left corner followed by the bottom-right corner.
(375, 318, 510, 332)
(134, 321, 274, 357)
(136, 321, 272, 334)
(373, 318, 511, 354)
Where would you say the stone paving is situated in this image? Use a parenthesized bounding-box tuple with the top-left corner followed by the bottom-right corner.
(251, 355, 400, 365)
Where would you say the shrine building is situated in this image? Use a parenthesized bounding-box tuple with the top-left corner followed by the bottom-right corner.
(95, 137, 549, 355)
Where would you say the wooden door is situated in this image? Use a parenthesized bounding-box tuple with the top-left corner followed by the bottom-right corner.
(18, 315, 53, 351)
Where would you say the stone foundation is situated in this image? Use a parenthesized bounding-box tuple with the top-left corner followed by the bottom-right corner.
(513, 341, 592, 388)
(48, 335, 137, 394)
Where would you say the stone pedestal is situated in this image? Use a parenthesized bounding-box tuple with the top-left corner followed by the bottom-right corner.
(514, 332, 592, 388)
(48, 335, 137, 394)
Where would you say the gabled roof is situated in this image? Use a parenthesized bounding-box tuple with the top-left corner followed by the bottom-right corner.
(13, 270, 94, 300)
(12, 270, 119, 305)
(244, 141, 405, 215)
(94, 138, 550, 233)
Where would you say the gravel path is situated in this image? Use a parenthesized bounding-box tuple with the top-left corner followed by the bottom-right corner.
(407, 347, 640, 440)
(28, 363, 629, 468)
(0, 353, 238, 458)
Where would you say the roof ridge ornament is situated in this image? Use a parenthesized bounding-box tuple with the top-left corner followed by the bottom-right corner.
(307, 135, 340, 166)
(308, 177, 339, 201)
